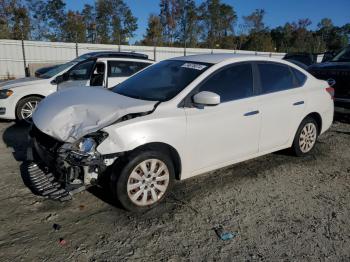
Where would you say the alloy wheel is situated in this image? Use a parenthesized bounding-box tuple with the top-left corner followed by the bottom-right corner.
(127, 159, 170, 206)
(299, 123, 317, 153)
(20, 100, 38, 123)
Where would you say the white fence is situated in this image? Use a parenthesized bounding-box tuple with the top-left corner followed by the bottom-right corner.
(0, 39, 286, 79)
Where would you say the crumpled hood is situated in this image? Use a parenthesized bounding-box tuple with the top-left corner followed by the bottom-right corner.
(32, 87, 157, 143)
(0, 77, 46, 90)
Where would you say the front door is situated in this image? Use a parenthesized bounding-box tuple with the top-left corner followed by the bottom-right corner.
(58, 60, 95, 90)
(184, 63, 261, 175)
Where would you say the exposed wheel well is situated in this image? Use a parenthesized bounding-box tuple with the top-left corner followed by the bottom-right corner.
(304, 112, 322, 134)
(130, 142, 182, 180)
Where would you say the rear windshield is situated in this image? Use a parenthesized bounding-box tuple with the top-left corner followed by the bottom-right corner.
(112, 60, 212, 101)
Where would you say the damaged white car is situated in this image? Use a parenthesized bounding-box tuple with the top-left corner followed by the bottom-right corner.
(28, 54, 334, 212)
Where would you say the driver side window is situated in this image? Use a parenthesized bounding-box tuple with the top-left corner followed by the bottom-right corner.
(68, 60, 95, 80)
(198, 63, 254, 102)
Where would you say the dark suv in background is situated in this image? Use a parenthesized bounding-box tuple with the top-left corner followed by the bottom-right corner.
(308, 45, 350, 114)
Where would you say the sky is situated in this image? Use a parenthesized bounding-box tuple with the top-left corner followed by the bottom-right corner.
(66, 0, 350, 43)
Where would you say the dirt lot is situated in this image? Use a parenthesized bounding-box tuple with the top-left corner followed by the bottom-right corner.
(0, 116, 350, 262)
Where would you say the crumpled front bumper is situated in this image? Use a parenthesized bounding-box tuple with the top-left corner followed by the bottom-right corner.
(26, 126, 121, 201)
(26, 141, 80, 201)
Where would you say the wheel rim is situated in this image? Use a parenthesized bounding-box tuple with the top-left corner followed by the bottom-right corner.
(127, 159, 170, 206)
(299, 123, 317, 153)
(20, 101, 38, 122)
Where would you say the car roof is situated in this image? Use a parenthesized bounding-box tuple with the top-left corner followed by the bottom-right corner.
(171, 53, 287, 64)
(84, 51, 150, 60)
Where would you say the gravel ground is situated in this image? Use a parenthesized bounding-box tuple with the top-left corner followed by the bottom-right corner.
(0, 115, 350, 262)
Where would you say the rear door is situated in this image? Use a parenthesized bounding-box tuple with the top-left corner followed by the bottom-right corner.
(256, 62, 306, 152)
(107, 60, 152, 88)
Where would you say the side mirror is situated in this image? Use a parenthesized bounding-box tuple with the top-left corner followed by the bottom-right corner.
(193, 91, 220, 106)
(54, 75, 64, 85)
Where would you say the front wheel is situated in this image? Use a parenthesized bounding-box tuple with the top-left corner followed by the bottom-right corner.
(112, 150, 175, 212)
(16, 96, 42, 124)
(292, 117, 319, 156)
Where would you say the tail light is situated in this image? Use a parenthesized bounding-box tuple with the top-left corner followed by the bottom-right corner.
(325, 87, 334, 100)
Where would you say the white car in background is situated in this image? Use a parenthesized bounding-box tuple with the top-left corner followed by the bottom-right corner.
(29, 54, 334, 212)
(0, 52, 153, 123)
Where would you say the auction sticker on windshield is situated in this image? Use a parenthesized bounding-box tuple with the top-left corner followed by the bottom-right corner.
(181, 63, 207, 70)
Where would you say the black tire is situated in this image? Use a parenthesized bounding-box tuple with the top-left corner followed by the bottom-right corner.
(16, 96, 42, 124)
(291, 116, 319, 156)
(111, 149, 175, 212)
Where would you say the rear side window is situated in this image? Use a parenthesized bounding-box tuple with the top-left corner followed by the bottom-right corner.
(198, 63, 253, 102)
(108, 61, 151, 77)
(258, 63, 295, 94)
(291, 67, 307, 86)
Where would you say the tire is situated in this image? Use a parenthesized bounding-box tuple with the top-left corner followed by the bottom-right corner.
(111, 149, 175, 212)
(292, 116, 319, 156)
(16, 96, 42, 124)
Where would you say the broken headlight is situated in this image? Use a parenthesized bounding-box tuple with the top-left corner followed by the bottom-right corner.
(75, 131, 108, 155)
(78, 137, 96, 154)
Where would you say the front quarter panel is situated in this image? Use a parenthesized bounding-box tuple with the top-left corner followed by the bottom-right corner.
(97, 106, 187, 163)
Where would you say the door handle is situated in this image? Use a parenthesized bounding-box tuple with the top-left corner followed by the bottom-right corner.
(244, 110, 259, 116)
(293, 101, 304, 106)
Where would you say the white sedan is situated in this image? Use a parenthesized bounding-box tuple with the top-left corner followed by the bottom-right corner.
(30, 54, 334, 211)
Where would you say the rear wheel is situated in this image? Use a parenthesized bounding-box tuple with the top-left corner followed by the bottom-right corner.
(292, 117, 319, 156)
(16, 96, 42, 124)
(112, 150, 175, 212)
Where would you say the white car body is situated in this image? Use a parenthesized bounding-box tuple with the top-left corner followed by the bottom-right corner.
(0, 55, 153, 121)
(33, 54, 334, 181)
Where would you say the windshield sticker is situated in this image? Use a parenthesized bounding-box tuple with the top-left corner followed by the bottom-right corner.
(181, 63, 207, 70)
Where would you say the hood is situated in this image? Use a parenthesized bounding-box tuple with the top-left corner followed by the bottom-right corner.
(32, 87, 157, 143)
(308, 61, 350, 71)
(0, 77, 46, 90)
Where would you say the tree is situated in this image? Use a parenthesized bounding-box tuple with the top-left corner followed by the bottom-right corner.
(159, 0, 181, 45)
(109, 0, 137, 45)
(242, 9, 274, 51)
(26, 0, 48, 40)
(82, 4, 95, 43)
(95, 0, 137, 44)
(175, 0, 201, 47)
(0, 0, 12, 39)
(142, 14, 163, 46)
(11, 5, 31, 40)
(45, 0, 66, 41)
(199, 0, 237, 48)
(243, 9, 265, 33)
(95, 0, 111, 43)
(61, 11, 86, 43)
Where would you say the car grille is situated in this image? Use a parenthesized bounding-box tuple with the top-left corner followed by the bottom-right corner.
(30, 125, 63, 167)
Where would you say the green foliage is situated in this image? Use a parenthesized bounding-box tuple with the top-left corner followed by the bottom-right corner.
(142, 14, 163, 46)
(198, 0, 237, 48)
(0, 0, 348, 53)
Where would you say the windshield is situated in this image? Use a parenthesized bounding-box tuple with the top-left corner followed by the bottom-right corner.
(39, 62, 76, 79)
(72, 53, 96, 63)
(332, 46, 350, 62)
(112, 60, 212, 101)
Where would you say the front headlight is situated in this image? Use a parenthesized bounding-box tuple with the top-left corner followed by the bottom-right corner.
(0, 89, 13, 99)
(78, 137, 96, 154)
(74, 131, 108, 155)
